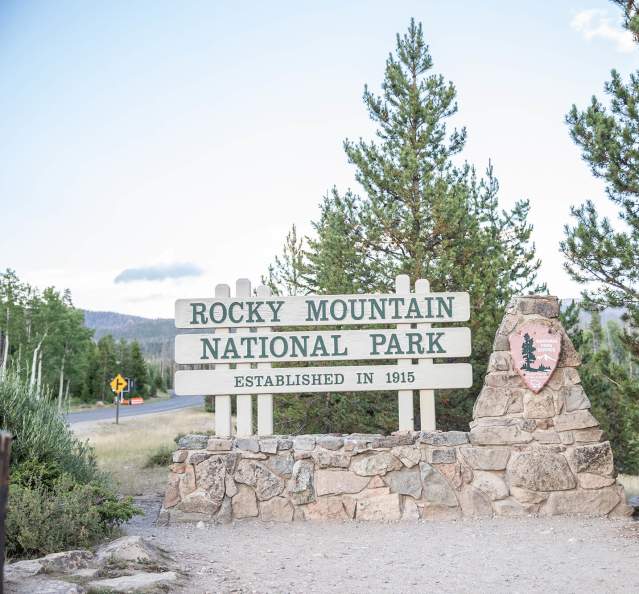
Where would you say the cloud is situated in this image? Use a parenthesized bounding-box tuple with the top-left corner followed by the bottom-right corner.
(114, 262, 203, 283)
(571, 9, 636, 53)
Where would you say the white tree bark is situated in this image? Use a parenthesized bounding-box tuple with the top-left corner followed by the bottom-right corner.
(36, 351, 43, 399)
(57, 352, 66, 411)
(29, 331, 47, 395)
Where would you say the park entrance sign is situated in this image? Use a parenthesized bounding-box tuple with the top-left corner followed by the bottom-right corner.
(174, 276, 472, 436)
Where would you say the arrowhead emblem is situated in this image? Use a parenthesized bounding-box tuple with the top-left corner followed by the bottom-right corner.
(509, 323, 561, 393)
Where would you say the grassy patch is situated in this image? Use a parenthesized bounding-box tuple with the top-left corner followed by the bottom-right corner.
(71, 407, 213, 496)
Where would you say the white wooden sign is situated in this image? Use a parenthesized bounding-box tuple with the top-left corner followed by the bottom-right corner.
(175, 328, 471, 365)
(175, 363, 472, 395)
(173, 276, 472, 437)
(175, 292, 470, 328)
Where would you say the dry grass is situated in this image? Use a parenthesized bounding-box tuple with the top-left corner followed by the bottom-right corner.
(618, 474, 639, 497)
(72, 407, 213, 496)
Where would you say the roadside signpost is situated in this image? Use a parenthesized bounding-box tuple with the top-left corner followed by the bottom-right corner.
(110, 373, 128, 424)
(174, 276, 472, 436)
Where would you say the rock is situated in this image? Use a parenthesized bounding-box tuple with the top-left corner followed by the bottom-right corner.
(278, 438, 293, 450)
(560, 385, 591, 413)
(177, 491, 218, 516)
(469, 424, 533, 445)
(186, 450, 211, 465)
(196, 520, 205, 529)
(172, 450, 187, 463)
(487, 351, 512, 372)
(214, 497, 233, 524)
(88, 571, 178, 592)
(254, 464, 285, 501)
(7, 577, 86, 593)
(259, 438, 279, 454)
(471, 471, 509, 500)
(510, 486, 548, 504)
(512, 296, 560, 318)
(343, 435, 375, 453)
(384, 467, 422, 499)
(350, 451, 401, 476)
(234, 459, 258, 486)
(302, 495, 348, 520)
(558, 330, 581, 368)
(354, 491, 401, 521)
(493, 498, 529, 517)
(571, 442, 614, 476)
(506, 389, 524, 413)
(163, 474, 180, 508)
(169, 463, 185, 474)
(313, 448, 351, 468)
(196, 456, 226, 503)
(574, 428, 604, 443)
(177, 434, 208, 450)
(533, 429, 561, 444)
(370, 433, 415, 448)
(260, 496, 294, 522)
(225, 476, 238, 497)
(266, 452, 295, 477)
(178, 465, 196, 499)
(419, 431, 468, 446)
(420, 504, 462, 521)
(473, 386, 509, 418)
(523, 390, 555, 419)
(401, 496, 420, 520)
(507, 450, 576, 491)
(236, 437, 260, 452)
(38, 550, 94, 573)
(559, 431, 575, 445)
(541, 486, 620, 515)
(316, 435, 344, 450)
(435, 463, 463, 490)
(548, 367, 581, 390)
(428, 448, 457, 464)
(207, 437, 234, 452)
(493, 333, 510, 351)
(287, 460, 315, 504)
(224, 451, 240, 474)
(391, 446, 421, 468)
(368, 475, 386, 488)
(315, 469, 369, 495)
(96, 535, 171, 566)
(420, 463, 458, 507)
(459, 446, 510, 470)
(497, 312, 519, 335)
(459, 485, 493, 517)
(167, 509, 210, 523)
(577, 473, 616, 489)
(232, 484, 258, 518)
(293, 435, 316, 451)
(5, 560, 44, 580)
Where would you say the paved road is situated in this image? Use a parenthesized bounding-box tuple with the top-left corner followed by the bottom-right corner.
(66, 393, 204, 424)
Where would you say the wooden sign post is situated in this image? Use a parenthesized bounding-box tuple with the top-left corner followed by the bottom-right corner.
(175, 276, 472, 435)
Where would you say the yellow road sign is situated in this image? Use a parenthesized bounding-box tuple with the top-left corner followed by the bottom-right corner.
(110, 373, 128, 396)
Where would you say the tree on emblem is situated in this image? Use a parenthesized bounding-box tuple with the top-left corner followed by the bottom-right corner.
(521, 333, 537, 371)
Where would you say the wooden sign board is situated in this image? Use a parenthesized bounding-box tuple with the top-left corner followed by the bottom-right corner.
(175, 327, 471, 365)
(175, 363, 473, 395)
(175, 292, 470, 328)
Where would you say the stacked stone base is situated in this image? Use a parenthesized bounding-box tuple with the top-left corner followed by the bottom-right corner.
(159, 431, 631, 524)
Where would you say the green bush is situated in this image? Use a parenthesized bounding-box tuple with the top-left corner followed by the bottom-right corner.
(143, 444, 173, 468)
(0, 373, 141, 559)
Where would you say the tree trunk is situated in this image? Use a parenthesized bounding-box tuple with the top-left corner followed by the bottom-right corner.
(57, 352, 66, 412)
(0, 332, 8, 379)
(64, 379, 70, 411)
(28, 332, 47, 395)
(36, 351, 43, 400)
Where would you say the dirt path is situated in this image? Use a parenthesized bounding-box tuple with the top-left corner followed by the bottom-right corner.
(129, 499, 639, 594)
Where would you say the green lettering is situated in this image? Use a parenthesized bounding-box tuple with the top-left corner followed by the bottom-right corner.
(190, 302, 207, 325)
(306, 299, 328, 322)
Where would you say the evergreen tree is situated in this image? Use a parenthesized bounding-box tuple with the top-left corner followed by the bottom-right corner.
(128, 341, 149, 397)
(270, 20, 543, 432)
(521, 334, 537, 371)
(561, 3, 639, 357)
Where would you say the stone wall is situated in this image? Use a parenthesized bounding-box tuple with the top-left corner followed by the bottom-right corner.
(160, 296, 633, 523)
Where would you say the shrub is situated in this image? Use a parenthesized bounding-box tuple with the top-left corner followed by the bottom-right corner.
(143, 444, 173, 468)
(0, 373, 141, 559)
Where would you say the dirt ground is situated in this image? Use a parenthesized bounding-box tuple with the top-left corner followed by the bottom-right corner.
(128, 497, 639, 594)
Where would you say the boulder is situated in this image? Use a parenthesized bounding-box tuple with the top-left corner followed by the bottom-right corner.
(523, 390, 555, 419)
(541, 486, 620, 516)
(312, 448, 351, 468)
(7, 577, 86, 593)
(196, 456, 226, 503)
(350, 451, 401, 476)
(473, 386, 509, 418)
(177, 434, 208, 450)
(186, 450, 210, 465)
(87, 571, 178, 592)
(315, 469, 369, 496)
(163, 474, 180, 508)
(391, 445, 422, 468)
(459, 446, 510, 470)
(254, 464, 285, 501)
(459, 485, 493, 517)
(353, 491, 401, 521)
(577, 473, 616, 489)
(176, 491, 219, 516)
(287, 460, 315, 504)
(419, 431, 468, 446)
(420, 463, 458, 507)
(178, 465, 196, 499)
(235, 437, 260, 452)
(469, 424, 533, 446)
(571, 441, 614, 476)
(574, 428, 605, 443)
(401, 497, 420, 520)
(316, 435, 344, 450)
(207, 437, 234, 452)
(302, 495, 349, 521)
(553, 410, 598, 432)
(293, 435, 316, 451)
(259, 438, 279, 454)
(383, 467, 422, 499)
(428, 448, 457, 464)
(560, 385, 591, 413)
(266, 452, 294, 477)
(507, 449, 576, 491)
(232, 484, 258, 518)
(471, 471, 508, 500)
(96, 536, 171, 566)
(260, 497, 294, 522)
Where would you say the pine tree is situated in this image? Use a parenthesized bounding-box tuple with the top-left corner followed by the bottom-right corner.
(269, 20, 543, 432)
(521, 333, 537, 371)
(561, 2, 639, 357)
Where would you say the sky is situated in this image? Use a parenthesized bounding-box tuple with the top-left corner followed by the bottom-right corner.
(1, 1, 637, 318)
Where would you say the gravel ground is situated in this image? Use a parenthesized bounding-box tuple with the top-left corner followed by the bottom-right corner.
(130, 498, 639, 594)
